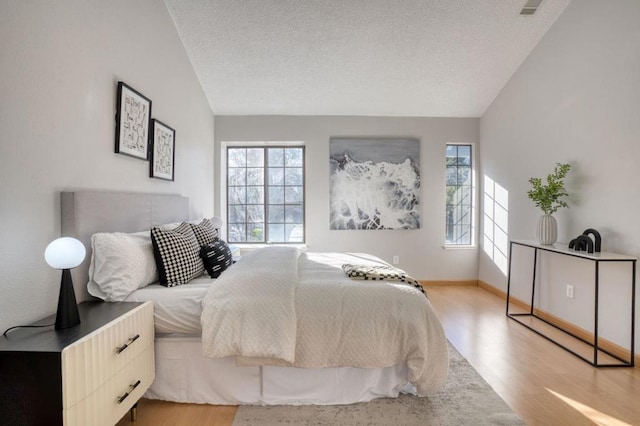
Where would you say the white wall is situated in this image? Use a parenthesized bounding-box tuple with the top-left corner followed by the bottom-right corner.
(0, 1, 214, 331)
(215, 116, 479, 281)
(479, 0, 640, 349)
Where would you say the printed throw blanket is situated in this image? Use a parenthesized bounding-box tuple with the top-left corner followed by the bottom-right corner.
(342, 263, 426, 296)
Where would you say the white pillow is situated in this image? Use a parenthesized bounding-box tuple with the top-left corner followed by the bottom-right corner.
(88, 231, 158, 301)
(208, 216, 224, 229)
(157, 222, 183, 230)
(158, 217, 223, 231)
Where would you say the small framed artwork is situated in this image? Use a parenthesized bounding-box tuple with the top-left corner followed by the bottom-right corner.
(149, 119, 176, 181)
(115, 81, 152, 160)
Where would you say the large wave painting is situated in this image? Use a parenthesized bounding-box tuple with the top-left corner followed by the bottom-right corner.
(329, 138, 420, 230)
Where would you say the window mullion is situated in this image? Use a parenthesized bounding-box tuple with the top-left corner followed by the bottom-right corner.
(264, 147, 269, 243)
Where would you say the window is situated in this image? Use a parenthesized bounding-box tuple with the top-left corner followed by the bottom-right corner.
(445, 144, 473, 245)
(227, 146, 304, 243)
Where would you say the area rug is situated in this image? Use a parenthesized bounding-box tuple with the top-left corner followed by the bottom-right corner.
(232, 342, 524, 426)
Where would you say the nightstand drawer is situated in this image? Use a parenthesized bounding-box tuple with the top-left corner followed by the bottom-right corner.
(63, 344, 155, 426)
(61, 302, 154, 408)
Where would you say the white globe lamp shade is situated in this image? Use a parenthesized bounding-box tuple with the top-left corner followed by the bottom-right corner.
(44, 237, 86, 270)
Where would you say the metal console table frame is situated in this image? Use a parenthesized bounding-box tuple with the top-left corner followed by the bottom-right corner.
(506, 239, 636, 367)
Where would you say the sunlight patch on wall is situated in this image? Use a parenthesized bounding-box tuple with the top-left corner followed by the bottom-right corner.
(483, 175, 509, 276)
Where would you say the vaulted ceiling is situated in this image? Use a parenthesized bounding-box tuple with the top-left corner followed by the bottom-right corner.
(165, 0, 572, 117)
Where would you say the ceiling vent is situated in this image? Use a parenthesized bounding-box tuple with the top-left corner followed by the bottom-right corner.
(520, 0, 543, 15)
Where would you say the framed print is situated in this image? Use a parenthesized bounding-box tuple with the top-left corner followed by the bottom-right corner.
(149, 119, 175, 181)
(115, 81, 152, 160)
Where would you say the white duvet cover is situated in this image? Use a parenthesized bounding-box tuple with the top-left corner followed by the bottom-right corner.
(201, 247, 448, 395)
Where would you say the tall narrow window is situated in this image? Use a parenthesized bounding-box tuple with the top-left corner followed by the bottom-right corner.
(227, 146, 305, 243)
(445, 144, 473, 245)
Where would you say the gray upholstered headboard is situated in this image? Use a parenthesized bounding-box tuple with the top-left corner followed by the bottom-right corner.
(61, 190, 189, 301)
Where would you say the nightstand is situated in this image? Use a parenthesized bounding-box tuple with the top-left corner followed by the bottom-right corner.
(0, 301, 154, 426)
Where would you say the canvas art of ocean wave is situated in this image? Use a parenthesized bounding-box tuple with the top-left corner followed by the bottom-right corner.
(330, 152, 420, 230)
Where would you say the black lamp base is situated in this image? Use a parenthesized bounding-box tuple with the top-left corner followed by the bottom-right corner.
(55, 269, 81, 330)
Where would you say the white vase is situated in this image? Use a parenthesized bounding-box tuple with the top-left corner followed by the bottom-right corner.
(536, 214, 557, 245)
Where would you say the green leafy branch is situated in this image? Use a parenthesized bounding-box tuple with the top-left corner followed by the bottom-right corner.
(527, 163, 571, 215)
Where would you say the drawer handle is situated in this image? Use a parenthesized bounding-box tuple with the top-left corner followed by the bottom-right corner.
(117, 380, 141, 404)
(115, 334, 140, 354)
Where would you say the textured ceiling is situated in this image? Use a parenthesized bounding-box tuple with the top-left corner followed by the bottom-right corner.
(164, 0, 571, 117)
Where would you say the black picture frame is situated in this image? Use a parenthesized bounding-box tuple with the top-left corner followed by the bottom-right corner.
(149, 119, 176, 181)
(115, 82, 152, 160)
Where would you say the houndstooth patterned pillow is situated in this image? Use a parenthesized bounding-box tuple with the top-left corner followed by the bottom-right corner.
(200, 239, 233, 278)
(190, 219, 219, 247)
(342, 264, 426, 296)
(151, 223, 204, 287)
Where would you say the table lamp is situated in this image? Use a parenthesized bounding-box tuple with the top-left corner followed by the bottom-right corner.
(44, 237, 86, 330)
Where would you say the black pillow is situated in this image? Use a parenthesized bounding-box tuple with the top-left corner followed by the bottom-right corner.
(151, 223, 204, 287)
(200, 239, 233, 278)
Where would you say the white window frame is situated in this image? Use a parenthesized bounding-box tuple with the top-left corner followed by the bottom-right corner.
(444, 143, 476, 248)
(220, 141, 306, 246)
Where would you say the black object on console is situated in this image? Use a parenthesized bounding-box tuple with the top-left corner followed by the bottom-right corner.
(582, 228, 602, 252)
(569, 235, 595, 254)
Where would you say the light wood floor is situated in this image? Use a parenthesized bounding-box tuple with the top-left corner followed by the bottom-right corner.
(117, 285, 640, 425)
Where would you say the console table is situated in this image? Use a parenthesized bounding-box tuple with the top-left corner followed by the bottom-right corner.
(506, 239, 636, 367)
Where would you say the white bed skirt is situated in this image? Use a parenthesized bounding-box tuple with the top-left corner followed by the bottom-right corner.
(145, 335, 417, 405)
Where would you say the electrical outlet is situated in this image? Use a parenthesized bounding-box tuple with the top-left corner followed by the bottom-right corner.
(566, 284, 575, 299)
(392, 255, 400, 265)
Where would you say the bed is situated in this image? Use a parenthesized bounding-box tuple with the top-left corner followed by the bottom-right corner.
(61, 190, 448, 405)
